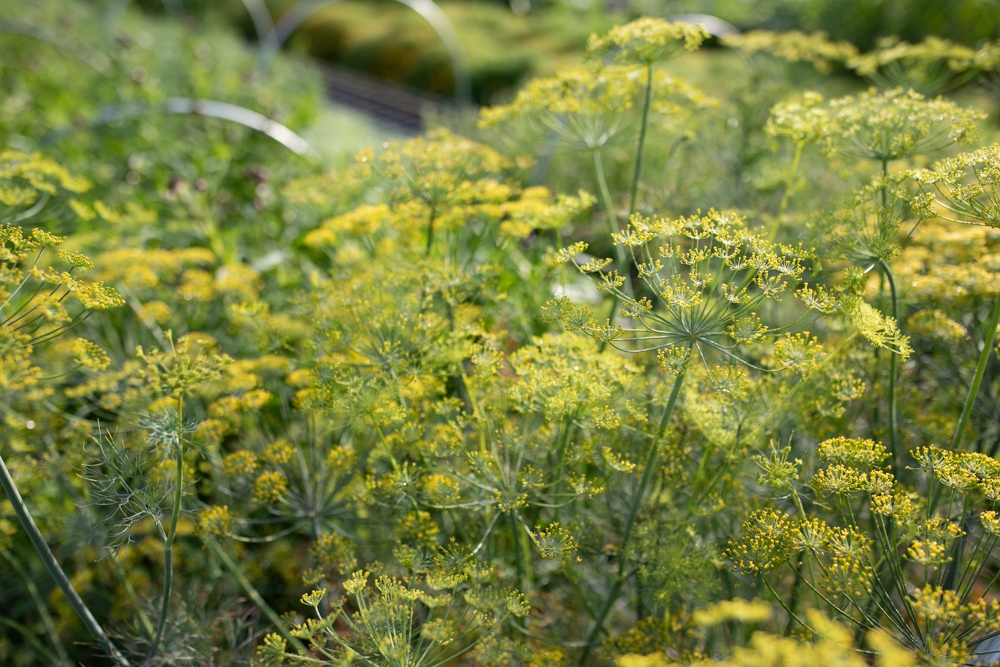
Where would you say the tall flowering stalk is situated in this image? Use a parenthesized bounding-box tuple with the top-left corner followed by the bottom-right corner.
(586, 18, 709, 220)
(772, 88, 984, 472)
(482, 21, 713, 329)
(912, 145, 1000, 452)
(132, 332, 231, 659)
(547, 209, 826, 660)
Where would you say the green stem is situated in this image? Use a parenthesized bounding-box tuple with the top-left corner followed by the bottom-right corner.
(209, 540, 309, 654)
(627, 64, 654, 222)
(578, 370, 686, 665)
(552, 420, 573, 522)
(0, 452, 130, 665)
(517, 519, 535, 595)
(952, 291, 1000, 451)
(591, 148, 633, 352)
(425, 205, 437, 256)
(150, 398, 185, 660)
(769, 141, 804, 242)
(591, 148, 632, 291)
(878, 259, 900, 478)
(591, 148, 617, 231)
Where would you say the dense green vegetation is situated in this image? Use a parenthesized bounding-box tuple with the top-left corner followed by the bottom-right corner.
(206, 0, 1000, 103)
(4, 1, 1000, 667)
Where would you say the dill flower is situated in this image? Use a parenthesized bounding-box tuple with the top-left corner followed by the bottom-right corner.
(261, 439, 295, 466)
(847, 36, 1000, 94)
(766, 91, 829, 146)
(197, 505, 234, 538)
(824, 87, 985, 163)
(724, 30, 858, 73)
(911, 144, 1000, 228)
(275, 556, 526, 666)
(816, 436, 888, 469)
(501, 187, 596, 239)
(351, 129, 514, 254)
(811, 464, 870, 495)
(304, 532, 357, 584)
(529, 522, 580, 565)
(981, 511, 1000, 536)
(907, 309, 967, 342)
(71, 338, 111, 371)
(752, 445, 802, 492)
(0, 150, 89, 210)
(223, 450, 258, 477)
(840, 294, 912, 359)
(724, 508, 795, 575)
(252, 470, 288, 504)
(587, 18, 708, 65)
(557, 209, 816, 369)
(506, 332, 637, 427)
(480, 65, 712, 152)
(134, 331, 232, 399)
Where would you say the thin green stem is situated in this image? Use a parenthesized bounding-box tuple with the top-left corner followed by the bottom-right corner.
(150, 398, 185, 660)
(769, 141, 804, 243)
(591, 147, 633, 352)
(952, 291, 1000, 451)
(628, 64, 654, 221)
(591, 148, 617, 231)
(425, 204, 438, 256)
(878, 259, 900, 478)
(578, 369, 686, 665)
(517, 518, 535, 595)
(0, 452, 130, 665)
(209, 540, 309, 654)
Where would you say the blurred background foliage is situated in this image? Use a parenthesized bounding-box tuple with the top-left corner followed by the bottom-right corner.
(122, 0, 1000, 104)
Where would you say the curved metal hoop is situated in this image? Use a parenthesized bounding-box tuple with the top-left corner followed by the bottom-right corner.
(46, 98, 316, 158)
(256, 0, 472, 105)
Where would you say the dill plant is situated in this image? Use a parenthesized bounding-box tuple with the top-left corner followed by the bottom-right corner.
(0, 152, 127, 664)
(10, 3, 1000, 666)
(729, 437, 1000, 665)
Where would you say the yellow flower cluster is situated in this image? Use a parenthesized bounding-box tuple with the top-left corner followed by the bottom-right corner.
(480, 65, 713, 150)
(0, 150, 89, 208)
(134, 331, 232, 399)
(848, 35, 1000, 93)
(725, 30, 858, 72)
(768, 88, 985, 164)
(587, 18, 708, 65)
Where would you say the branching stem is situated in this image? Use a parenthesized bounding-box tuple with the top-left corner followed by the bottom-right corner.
(150, 397, 185, 660)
